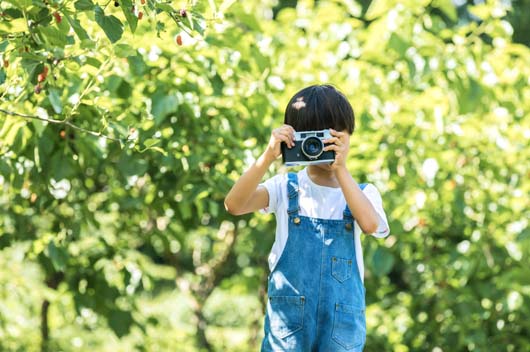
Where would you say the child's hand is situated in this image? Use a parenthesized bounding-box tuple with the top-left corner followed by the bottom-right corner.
(264, 124, 296, 162)
(324, 128, 350, 171)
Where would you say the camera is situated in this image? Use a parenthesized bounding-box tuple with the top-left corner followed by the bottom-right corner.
(281, 129, 335, 167)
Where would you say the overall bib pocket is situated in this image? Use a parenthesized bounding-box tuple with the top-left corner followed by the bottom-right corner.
(267, 296, 305, 339)
(331, 256, 352, 283)
(332, 303, 366, 350)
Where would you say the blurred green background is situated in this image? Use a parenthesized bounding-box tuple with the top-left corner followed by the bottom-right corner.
(0, 0, 529, 351)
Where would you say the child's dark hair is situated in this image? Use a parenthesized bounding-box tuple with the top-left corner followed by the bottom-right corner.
(284, 84, 355, 134)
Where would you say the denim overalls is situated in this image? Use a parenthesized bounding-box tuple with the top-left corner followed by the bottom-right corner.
(261, 173, 367, 352)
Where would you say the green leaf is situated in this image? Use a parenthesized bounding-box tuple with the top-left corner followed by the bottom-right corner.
(116, 80, 132, 99)
(2, 120, 30, 154)
(151, 93, 179, 125)
(388, 32, 408, 57)
(114, 44, 136, 58)
(149, 146, 168, 156)
(64, 13, 90, 41)
(143, 138, 160, 148)
(0, 40, 8, 52)
(155, 3, 173, 12)
(4, 0, 31, 8)
(250, 45, 269, 72)
(48, 88, 63, 114)
(211, 73, 224, 95)
(75, 0, 95, 11)
(209, 201, 219, 217)
(186, 11, 195, 31)
(178, 201, 192, 220)
(432, 0, 457, 22)
(47, 241, 68, 271)
(127, 54, 146, 76)
(156, 20, 166, 36)
(85, 57, 102, 68)
(38, 25, 68, 47)
(117, 154, 148, 177)
(365, 0, 395, 21)
(232, 9, 261, 32)
(0, 68, 5, 85)
(50, 153, 75, 180)
(120, 0, 138, 33)
(0, 159, 12, 178)
(108, 309, 133, 338)
(94, 6, 124, 43)
(372, 247, 395, 276)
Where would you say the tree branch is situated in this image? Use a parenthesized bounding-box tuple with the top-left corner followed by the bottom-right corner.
(0, 108, 126, 142)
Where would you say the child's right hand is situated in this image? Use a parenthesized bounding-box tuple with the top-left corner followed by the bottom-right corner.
(264, 124, 296, 161)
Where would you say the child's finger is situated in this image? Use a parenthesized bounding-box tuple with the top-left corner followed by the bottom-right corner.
(284, 125, 296, 134)
(279, 130, 295, 146)
(279, 127, 295, 142)
(324, 144, 340, 152)
(330, 129, 346, 137)
(278, 135, 291, 148)
(324, 137, 341, 146)
(279, 133, 295, 148)
(281, 125, 296, 141)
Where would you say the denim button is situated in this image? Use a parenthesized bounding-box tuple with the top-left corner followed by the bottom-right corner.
(293, 217, 301, 224)
(345, 223, 352, 231)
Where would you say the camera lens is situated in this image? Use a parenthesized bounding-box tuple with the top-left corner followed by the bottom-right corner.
(301, 136, 324, 159)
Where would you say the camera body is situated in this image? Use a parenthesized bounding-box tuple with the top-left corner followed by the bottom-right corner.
(281, 129, 335, 167)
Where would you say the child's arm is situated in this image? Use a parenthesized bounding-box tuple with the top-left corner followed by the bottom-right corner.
(335, 168, 379, 234)
(224, 125, 295, 215)
(324, 129, 380, 234)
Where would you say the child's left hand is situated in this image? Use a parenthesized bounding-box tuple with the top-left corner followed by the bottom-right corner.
(323, 128, 350, 171)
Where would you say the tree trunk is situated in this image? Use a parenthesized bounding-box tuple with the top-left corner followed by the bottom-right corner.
(41, 272, 63, 352)
(195, 305, 213, 352)
(40, 299, 50, 352)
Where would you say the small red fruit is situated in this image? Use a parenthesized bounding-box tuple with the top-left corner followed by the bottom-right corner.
(138, 11, 143, 20)
(179, 9, 187, 17)
(38, 73, 46, 82)
(60, 130, 66, 139)
(43, 66, 49, 75)
(53, 12, 62, 24)
(34, 84, 42, 94)
(141, 0, 145, 4)
(3, 60, 8, 68)
(176, 34, 183, 46)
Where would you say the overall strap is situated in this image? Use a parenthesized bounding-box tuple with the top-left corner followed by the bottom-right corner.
(287, 172, 300, 215)
(343, 183, 368, 220)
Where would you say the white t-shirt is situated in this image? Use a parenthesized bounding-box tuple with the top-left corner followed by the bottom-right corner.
(260, 168, 390, 282)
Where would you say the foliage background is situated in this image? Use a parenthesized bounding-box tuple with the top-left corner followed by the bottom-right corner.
(0, 0, 529, 351)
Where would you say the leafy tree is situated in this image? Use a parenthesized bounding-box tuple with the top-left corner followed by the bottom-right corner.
(1, 0, 529, 351)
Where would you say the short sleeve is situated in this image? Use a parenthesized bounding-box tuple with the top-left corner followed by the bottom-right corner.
(259, 174, 285, 214)
(362, 184, 390, 238)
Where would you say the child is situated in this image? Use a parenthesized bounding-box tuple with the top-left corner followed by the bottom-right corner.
(224, 85, 390, 351)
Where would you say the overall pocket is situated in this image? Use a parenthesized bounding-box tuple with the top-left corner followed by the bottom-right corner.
(332, 303, 366, 350)
(267, 296, 305, 339)
(331, 256, 352, 283)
